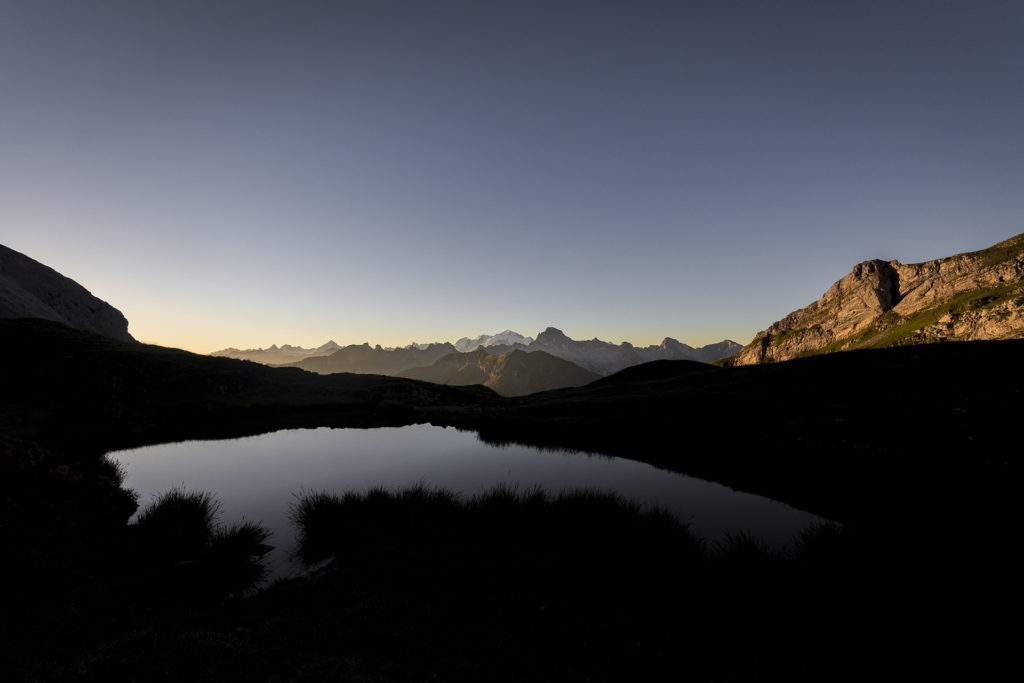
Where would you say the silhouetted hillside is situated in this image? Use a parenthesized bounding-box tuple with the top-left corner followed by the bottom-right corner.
(0, 319, 497, 455)
(3, 318, 1020, 682)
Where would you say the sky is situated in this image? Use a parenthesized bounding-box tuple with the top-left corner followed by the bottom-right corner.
(2, 1, 1023, 353)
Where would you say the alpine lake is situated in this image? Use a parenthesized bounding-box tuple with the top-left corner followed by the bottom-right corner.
(108, 424, 827, 580)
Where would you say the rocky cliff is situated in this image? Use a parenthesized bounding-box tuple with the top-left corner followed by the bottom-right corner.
(518, 327, 741, 374)
(728, 232, 1024, 365)
(0, 244, 134, 342)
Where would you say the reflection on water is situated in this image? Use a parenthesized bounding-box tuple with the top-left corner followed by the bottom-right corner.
(108, 425, 826, 579)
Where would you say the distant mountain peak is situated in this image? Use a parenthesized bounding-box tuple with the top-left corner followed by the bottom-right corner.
(535, 327, 570, 342)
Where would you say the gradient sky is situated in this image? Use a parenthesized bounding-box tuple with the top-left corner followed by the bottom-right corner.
(2, 1, 1022, 353)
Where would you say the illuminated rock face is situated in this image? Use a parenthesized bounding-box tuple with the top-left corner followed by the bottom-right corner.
(0, 244, 134, 342)
(729, 233, 1024, 365)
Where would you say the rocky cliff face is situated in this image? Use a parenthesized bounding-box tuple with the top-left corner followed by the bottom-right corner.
(0, 244, 134, 342)
(728, 233, 1024, 365)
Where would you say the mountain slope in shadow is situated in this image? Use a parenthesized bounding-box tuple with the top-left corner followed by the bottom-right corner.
(398, 348, 601, 396)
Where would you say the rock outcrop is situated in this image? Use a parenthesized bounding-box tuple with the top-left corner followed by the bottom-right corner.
(0, 244, 134, 342)
(728, 232, 1024, 365)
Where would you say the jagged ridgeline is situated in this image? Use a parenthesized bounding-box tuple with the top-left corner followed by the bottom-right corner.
(724, 232, 1024, 365)
(215, 328, 742, 396)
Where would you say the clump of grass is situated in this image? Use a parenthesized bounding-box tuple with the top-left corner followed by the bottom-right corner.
(713, 531, 782, 569)
(134, 488, 222, 562)
(204, 521, 273, 598)
(96, 454, 130, 488)
(289, 485, 707, 579)
(792, 522, 848, 561)
(132, 488, 271, 599)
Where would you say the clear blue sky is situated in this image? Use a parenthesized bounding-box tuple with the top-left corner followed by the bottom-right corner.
(2, 1, 1022, 352)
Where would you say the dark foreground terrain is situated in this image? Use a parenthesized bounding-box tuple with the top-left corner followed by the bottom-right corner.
(2, 318, 1020, 680)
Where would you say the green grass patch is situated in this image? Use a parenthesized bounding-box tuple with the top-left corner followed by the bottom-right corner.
(872, 281, 1023, 348)
(968, 232, 1024, 268)
(792, 323, 878, 359)
(770, 327, 806, 346)
(789, 281, 1022, 358)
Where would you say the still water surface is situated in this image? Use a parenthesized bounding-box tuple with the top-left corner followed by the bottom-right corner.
(109, 425, 825, 578)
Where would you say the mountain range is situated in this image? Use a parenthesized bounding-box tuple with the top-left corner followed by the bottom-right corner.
(487, 327, 743, 374)
(282, 342, 459, 376)
(7, 231, 1024, 395)
(726, 232, 1024, 365)
(207, 326, 741, 396)
(210, 341, 341, 365)
(264, 328, 742, 395)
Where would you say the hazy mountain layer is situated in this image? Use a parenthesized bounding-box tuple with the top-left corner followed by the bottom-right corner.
(503, 327, 742, 375)
(727, 232, 1024, 365)
(211, 341, 340, 365)
(284, 342, 458, 375)
(398, 349, 601, 396)
(217, 327, 741, 376)
(0, 244, 133, 342)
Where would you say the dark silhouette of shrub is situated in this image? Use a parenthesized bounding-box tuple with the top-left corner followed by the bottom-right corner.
(134, 488, 222, 562)
(132, 488, 270, 600)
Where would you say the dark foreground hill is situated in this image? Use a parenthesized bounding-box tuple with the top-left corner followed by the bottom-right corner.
(2, 318, 1021, 681)
(4, 316, 1020, 524)
(0, 318, 497, 456)
(496, 339, 1022, 523)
